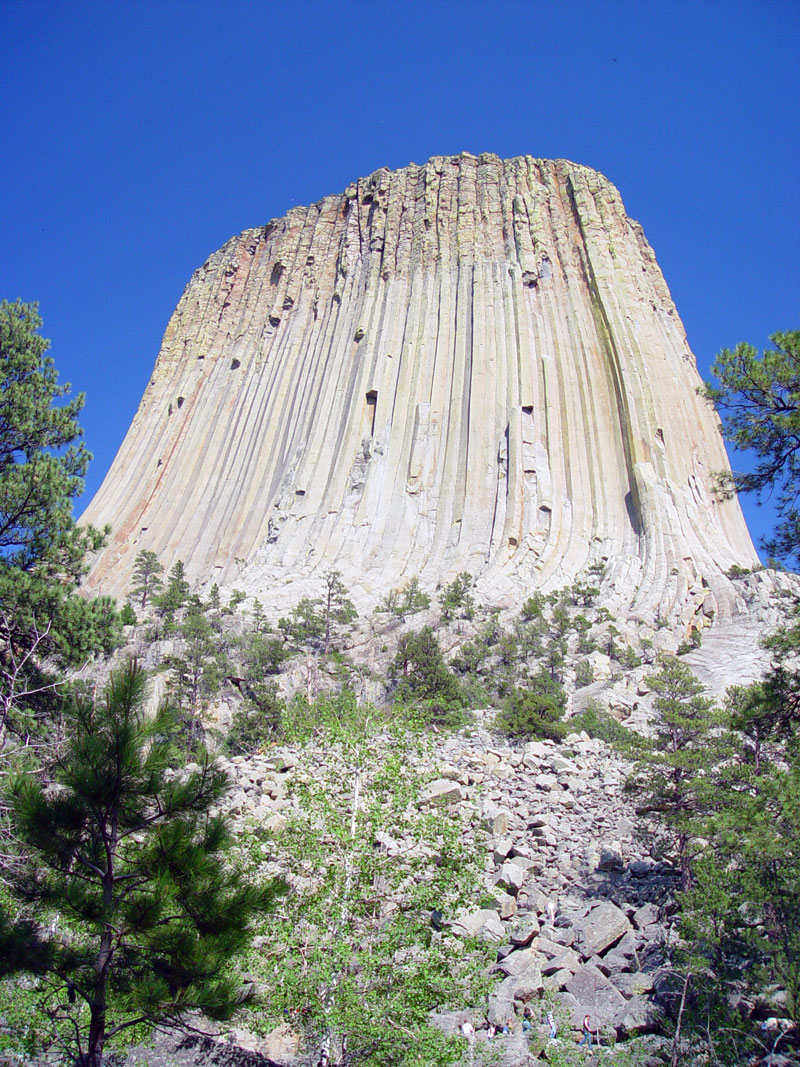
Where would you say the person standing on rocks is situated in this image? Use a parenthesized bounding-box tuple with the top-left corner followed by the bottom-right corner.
(579, 1014, 594, 1046)
(547, 1010, 558, 1040)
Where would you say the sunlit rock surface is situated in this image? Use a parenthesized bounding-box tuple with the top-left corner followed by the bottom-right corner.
(82, 153, 757, 620)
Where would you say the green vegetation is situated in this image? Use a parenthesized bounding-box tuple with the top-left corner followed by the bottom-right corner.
(238, 690, 489, 1067)
(164, 604, 229, 742)
(438, 571, 475, 621)
(0, 300, 122, 746)
(568, 701, 633, 748)
(129, 549, 164, 609)
(494, 671, 567, 740)
(377, 575, 431, 619)
(628, 657, 723, 892)
(0, 661, 283, 1067)
(279, 569, 356, 654)
(702, 330, 800, 568)
(4, 308, 800, 1064)
(391, 626, 467, 726)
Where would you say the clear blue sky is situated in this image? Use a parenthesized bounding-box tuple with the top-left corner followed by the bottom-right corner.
(2, 0, 798, 558)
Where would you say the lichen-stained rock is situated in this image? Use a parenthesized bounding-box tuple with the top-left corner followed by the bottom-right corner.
(81, 153, 757, 619)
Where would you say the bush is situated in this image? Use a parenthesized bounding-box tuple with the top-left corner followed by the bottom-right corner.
(574, 660, 594, 688)
(567, 702, 634, 750)
(224, 684, 285, 754)
(495, 672, 567, 740)
(391, 626, 466, 727)
(438, 572, 475, 621)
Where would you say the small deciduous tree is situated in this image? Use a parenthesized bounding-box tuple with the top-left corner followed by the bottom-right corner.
(239, 690, 487, 1066)
(0, 661, 284, 1067)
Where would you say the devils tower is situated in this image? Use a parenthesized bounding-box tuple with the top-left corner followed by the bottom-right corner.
(81, 153, 757, 625)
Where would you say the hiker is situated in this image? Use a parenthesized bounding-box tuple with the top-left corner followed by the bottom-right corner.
(579, 1014, 594, 1046)
(547, 1010, 558, 1040)
(461, 1019, 475, 1041)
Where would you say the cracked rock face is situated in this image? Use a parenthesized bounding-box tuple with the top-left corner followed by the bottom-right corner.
(81, 152, 756, 618)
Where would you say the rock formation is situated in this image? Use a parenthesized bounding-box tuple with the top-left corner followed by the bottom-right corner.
(81, 152, 757, 622)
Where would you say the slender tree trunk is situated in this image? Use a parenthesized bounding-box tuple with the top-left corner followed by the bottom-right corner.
(324, 586, 332, 656)
(670, 970, 692, 1067)
(86, 806, 118, 1067)
(86, 924, 111, 1066)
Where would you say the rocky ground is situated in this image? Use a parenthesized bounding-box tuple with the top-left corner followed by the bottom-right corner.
(170, 715, 677, 1066)
(12, 703, 793, 1066)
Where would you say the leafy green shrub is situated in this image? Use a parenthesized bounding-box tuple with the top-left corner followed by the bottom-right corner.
(236, 697, 490, 1065)
(224, 683, 285, 754)
(280, 687, 389, 743)
(495, 671, 567, 740)
(567, 702, 634, 749)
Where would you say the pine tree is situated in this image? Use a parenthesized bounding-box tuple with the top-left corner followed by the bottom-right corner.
(153, 559, 190, 627)
(702, 330, 800, 567)
(0, 661, 283, 1067)
(165, 608, 228, 740)
(129, 549, 163, 610)
(321, 570, 357, 655)
(495, 670, 567, 740)
(391, 626, 465, 726)
(278, 571, 356, 654)
(0, 300, 120, 745)
(439, 572, 475, 621)
(631, 657, 724, 892)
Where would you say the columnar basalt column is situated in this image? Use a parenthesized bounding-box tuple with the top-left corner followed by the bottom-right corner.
(81, 153, 757, 622)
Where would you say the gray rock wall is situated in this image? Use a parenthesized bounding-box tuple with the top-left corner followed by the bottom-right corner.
(82, 153, 756, 622)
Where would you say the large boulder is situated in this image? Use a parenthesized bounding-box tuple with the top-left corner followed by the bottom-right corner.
(495, 948, 541, 979)
(450, 908, 505, 942)
(574, 901, 631, 957)
(565, 964, 627, 1025)
(612, 995, 664, 1036)
(421, 779, 463, 806)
